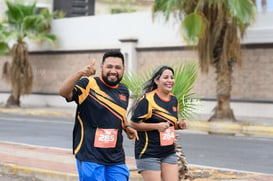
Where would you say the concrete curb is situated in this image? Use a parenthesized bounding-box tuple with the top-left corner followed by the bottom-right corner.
(0, 162, 142, 181)
(2, 162, 273, 181)
(0, 163, 78, 181)
(0, 108, 73, 117)
(187, 121, 273, 137)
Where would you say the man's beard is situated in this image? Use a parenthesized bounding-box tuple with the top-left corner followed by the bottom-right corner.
(102, 74, 122, 86)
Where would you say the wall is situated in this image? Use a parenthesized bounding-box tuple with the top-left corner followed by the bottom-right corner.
(1, 45, 272, 99)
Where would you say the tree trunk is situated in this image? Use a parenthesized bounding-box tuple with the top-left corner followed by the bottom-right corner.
(5, 42, 33, 107)
(209, 61, 236, 122)
(6, 94, 20, 107)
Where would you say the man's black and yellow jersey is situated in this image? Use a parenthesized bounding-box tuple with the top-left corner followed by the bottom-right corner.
(131, 90, 179, 159)
(68, 76, 129, 165)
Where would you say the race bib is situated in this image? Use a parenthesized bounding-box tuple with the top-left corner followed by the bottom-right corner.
(94, 128, 118, 148)
(160, 127, 175, 146)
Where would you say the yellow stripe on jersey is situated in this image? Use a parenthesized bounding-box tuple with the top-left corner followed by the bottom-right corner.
(75, 77, 127, 121)
(76, 85, 89, 105)
(74, 114, 84, 155)
(88, 77, 127, 121)
(76, 76, 107, 105)
(139, 131, 149, 158)
(145, 91, 177, 124)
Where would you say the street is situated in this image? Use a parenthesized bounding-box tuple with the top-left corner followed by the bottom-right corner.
(0, 113, 273, 175)
(177, 131, 273, 174)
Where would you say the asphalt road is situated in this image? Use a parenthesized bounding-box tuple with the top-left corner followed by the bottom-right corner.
(0, 113, 273, 175)
(178, 131, 273, 174)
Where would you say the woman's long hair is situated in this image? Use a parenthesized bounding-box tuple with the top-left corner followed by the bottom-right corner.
(129, 65, 174, 115)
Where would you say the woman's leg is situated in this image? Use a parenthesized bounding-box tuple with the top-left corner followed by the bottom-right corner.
(141, 170, 161, 181)
(161, 162, 179, 181)
(161, 153, 179, 181)
(136, 158, 161, 181)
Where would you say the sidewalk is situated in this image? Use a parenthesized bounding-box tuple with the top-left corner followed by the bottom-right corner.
(0, 141, 141, 181)
(0, 106, 273, 181)
(1, 141, 273, 181)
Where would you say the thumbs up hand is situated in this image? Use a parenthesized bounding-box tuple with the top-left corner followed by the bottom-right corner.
(81, 59, 96, 77)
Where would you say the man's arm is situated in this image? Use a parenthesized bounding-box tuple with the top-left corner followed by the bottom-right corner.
(124, 124, 139, 140)
(59, 60, 96, 100)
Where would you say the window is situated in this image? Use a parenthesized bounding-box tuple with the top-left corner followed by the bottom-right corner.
(54, 0, 94, 17)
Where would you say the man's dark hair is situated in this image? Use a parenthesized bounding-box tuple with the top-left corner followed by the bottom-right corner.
(102, 50, 125, 65)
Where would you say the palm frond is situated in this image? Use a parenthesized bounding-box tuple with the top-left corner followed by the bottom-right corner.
(3, 1, 57, 44)
(23, 15, 43, 32)
(172, 62, 199, 119)
(181, 12, 206, 44)
(227, 0, 256, 31)
(153, 0, 186, 20)
(0, 42, 10, 55)
(0, 24, 11, 55)
(5, 1, 36, 25)
(122, 71, 148, 99)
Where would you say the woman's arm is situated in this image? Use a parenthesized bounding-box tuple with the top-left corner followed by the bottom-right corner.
(131, 121, 170, 132)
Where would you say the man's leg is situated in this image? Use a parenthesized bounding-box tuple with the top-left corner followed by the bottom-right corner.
(76, 159, 106, 181)
(105, 164, 129, 181)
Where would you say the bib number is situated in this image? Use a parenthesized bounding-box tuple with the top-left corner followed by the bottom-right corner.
(160, 127, 175, 146)
(94, 128, 118, 148)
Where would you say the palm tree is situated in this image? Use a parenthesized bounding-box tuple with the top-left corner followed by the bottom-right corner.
(153, 0, 264, 122)
(0, 1, 57, 107)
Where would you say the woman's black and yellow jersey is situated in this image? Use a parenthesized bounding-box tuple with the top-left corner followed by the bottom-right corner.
(68, 76, 129, 165)
(131, 90, 179, 159)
